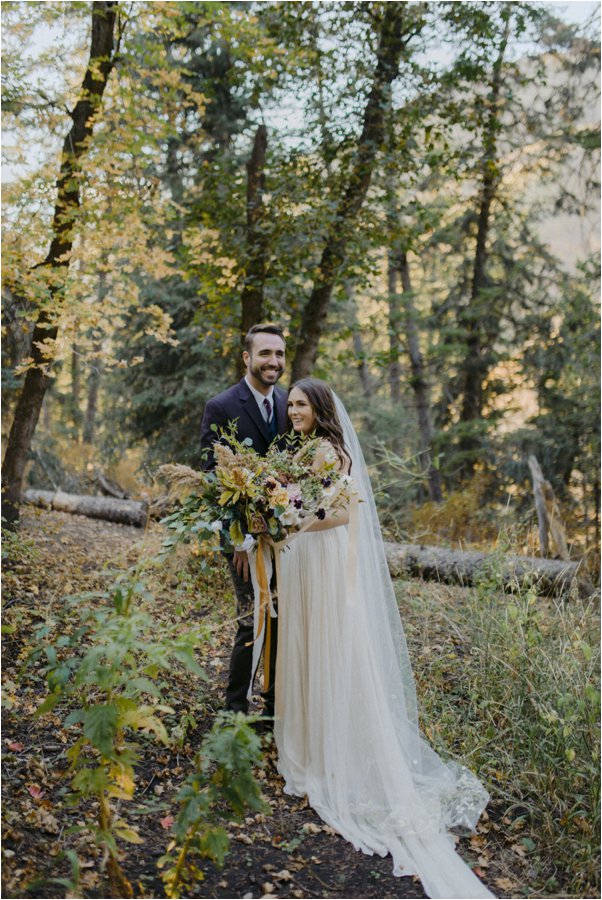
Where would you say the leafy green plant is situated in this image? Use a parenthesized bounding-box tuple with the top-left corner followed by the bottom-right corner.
(403, 561, 601, 897)
(33, 572, 208, 897)
(159, 712, 268, 899)
(1, 517, 39, 565)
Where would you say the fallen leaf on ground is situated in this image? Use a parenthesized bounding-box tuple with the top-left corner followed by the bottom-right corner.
(26, 784, 44, 799)
(274, 869, 293, 882)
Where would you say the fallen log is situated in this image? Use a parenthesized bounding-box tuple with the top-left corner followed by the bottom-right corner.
(383, 542, 588, 597)
(23, 489, 148, 528)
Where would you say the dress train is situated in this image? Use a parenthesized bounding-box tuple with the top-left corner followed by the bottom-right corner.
(275, 526, 494, 900)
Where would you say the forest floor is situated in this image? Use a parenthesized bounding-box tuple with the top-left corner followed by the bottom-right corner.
(2, 509, 540, 899)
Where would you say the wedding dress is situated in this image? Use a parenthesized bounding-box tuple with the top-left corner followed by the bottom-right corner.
(274, 396, 495, 900)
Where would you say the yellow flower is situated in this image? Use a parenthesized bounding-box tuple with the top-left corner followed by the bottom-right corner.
(217, 465, 257, 502)
(268, 486, 290, 508)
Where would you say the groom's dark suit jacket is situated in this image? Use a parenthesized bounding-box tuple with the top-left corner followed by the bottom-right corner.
(200, 378, 289, 470)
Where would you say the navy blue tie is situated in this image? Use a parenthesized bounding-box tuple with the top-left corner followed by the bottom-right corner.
(264, 398, 277, 439)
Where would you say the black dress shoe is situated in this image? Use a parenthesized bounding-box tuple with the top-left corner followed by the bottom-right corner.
(250, 716, 274, 736)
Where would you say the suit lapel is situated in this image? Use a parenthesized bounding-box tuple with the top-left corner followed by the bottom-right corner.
(238, 379, 270, 443)
(274, 388, 289, 438)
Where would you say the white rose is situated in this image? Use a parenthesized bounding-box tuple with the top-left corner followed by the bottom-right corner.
(280, 509, 303, 527)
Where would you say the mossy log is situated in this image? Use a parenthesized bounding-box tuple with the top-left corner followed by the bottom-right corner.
(23, 489, 148, 528)
(383, 542, 587, 597)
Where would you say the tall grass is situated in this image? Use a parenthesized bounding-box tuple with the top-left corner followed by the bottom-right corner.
(399, 565, 600, 898)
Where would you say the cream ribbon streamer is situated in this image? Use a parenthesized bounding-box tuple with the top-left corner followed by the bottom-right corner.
(246, 480, 360, 701)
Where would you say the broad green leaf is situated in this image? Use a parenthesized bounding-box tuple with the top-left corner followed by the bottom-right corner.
(198, 826, 230, 866)
(35, 692, 61, 717)
(72, 766, 109, 795)
(64, 708, 85, 727)
(229, 520, 244, 546)
(114, 824, 144, 844)
(83, 704, 118, 756)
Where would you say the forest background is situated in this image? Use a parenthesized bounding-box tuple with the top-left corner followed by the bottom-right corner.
(1, 2, 601, 899)
(2, 0, 600, 551)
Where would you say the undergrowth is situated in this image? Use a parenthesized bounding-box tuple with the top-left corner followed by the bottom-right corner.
(401, 560, 600, 898)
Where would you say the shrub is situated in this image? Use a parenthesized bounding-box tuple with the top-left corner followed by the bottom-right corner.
(400, 566, 600, 897)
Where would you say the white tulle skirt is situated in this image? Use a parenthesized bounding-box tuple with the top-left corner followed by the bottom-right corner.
(275, 526, 495, 900)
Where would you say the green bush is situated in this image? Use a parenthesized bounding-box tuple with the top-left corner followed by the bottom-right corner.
(400, 567, 600, 897)
(32, 571, 209, 896)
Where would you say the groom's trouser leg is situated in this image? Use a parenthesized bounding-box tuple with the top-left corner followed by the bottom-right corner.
(224, 553, 254, 714)
(224, 553, 278, 717)
(260, 601, 278, 719)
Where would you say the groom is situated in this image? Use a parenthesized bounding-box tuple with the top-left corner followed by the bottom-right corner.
(200, 323, 288, 723)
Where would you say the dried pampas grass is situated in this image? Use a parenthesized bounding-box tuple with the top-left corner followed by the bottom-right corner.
(157, 464, 207, 495)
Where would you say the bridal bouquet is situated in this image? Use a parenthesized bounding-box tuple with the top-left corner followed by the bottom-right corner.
(159, 426, 350, 557)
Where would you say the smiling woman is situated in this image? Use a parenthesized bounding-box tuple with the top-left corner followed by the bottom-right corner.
(287, 387, 316, 433)
(287, 379, 351, 476)
(275, 382, 495, 899)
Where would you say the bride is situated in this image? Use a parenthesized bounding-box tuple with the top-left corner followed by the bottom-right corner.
(274, 378, 494, 900)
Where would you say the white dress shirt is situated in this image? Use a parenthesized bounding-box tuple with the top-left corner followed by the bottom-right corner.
(245, 376, 275, 423)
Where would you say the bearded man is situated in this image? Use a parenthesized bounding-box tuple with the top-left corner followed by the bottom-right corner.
(200, 324, 288, 724)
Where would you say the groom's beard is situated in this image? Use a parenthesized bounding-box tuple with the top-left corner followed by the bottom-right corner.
(249, 360, 284, 387)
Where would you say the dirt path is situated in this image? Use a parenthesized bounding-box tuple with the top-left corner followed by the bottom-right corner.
(2, 509, 505, 899)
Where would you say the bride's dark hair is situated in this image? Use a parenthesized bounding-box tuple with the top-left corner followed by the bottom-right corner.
(289, 378, 351, 472)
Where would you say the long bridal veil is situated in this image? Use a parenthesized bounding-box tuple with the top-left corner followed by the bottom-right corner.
(328, 393, 495, 899)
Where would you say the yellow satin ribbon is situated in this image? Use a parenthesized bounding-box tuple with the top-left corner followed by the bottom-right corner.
(254, 535, 272, 693)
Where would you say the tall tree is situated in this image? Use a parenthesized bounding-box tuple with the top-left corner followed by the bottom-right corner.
(290, 2, 422, 381)
(240, 124, 269, 348)
(2, 2, 119, 526)
(394, 248, 443, 502)
(456, 9, 511, 473)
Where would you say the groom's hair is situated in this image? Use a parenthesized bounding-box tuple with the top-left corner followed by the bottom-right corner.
(244, 323, 285, 352)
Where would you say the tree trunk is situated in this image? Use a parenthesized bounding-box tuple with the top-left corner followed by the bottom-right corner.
(353, 331, 375, 400)
(24, 489, 148, 528)
(387, 251, 403, 404)
(83, 353, 102, 446)
(345, 284, 376, 399)
(239, 124, 268, 364)
(1, 284, 34, 419)
(457, 17, 510, 473)
(383, 541, 586, 597)
(71, 343, 82, 437)
(93, 469, 128, 499)
(397, 251, 443, 502)
(291, 3, 412, 381)
(1, 2, 118, 527)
